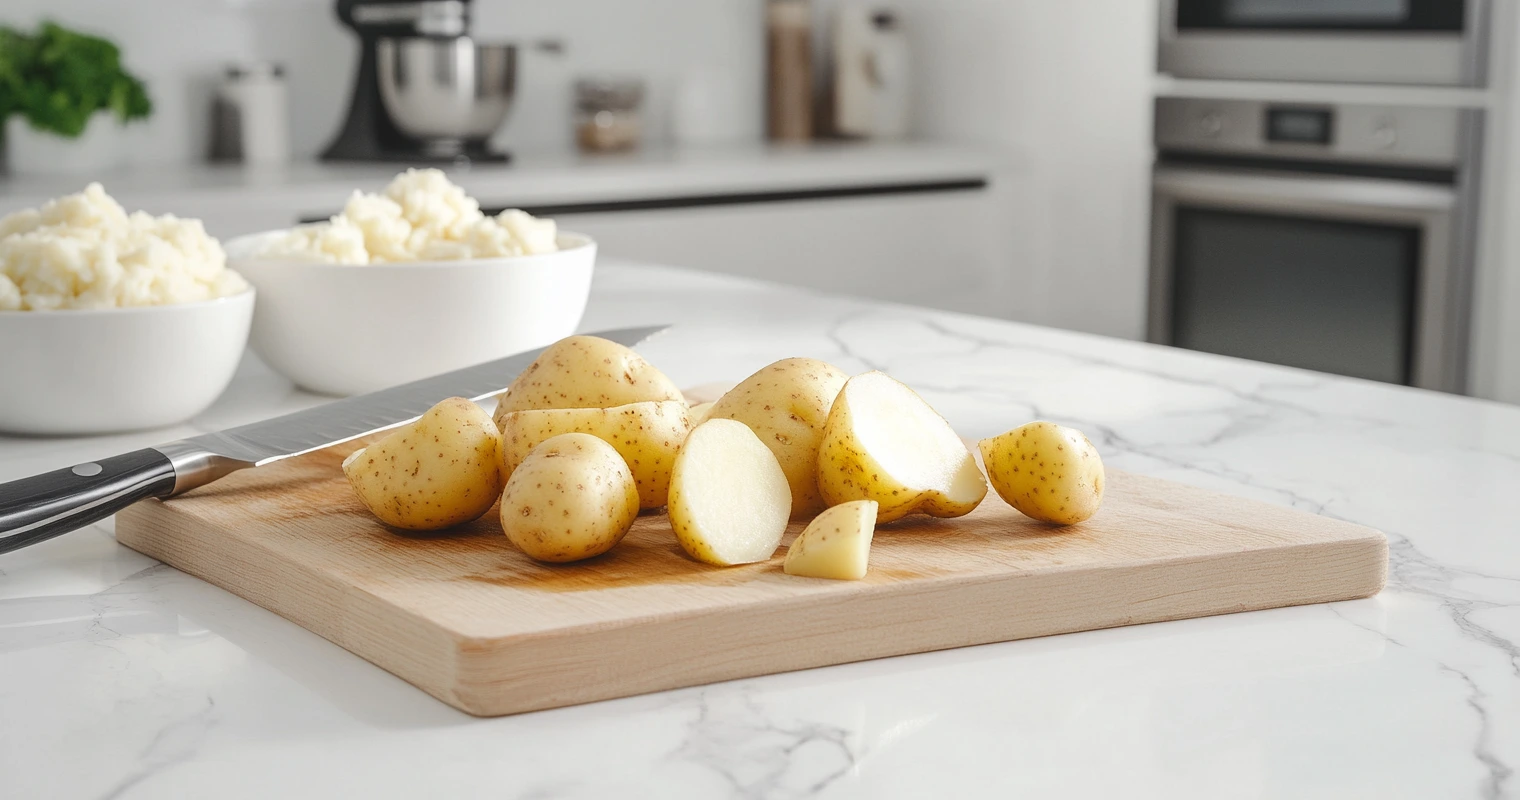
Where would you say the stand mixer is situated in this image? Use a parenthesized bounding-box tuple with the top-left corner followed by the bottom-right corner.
(322, 0, 515, 162)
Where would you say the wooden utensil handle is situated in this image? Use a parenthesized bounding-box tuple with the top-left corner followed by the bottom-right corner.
(0, 449, 176, 554)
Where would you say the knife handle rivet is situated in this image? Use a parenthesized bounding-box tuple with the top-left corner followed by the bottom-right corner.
(71, 463, 103, 477)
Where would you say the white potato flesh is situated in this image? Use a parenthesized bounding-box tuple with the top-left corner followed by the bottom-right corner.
(708, 357, 850, 517)
(783, 500, 877, 580)
(668, 419, 792, 566)
(816, 371, 987, 523)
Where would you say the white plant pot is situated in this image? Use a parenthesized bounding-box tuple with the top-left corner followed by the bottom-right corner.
(6, 112, 124, 177)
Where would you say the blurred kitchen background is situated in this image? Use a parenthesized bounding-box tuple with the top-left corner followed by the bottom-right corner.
(3, 0, 1520, 406)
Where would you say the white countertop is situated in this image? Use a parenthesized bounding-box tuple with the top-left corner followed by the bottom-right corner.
(0, 141, 1004, 238)
(3, 262, 1518, 799)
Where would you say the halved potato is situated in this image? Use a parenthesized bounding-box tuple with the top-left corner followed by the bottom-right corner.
(708, 357, 850, 517)
(816, 371, 987, 523)
(668, 419, 792, 566)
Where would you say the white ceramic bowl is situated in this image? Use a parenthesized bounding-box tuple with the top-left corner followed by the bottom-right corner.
(0, 290, 255, 435)
(225, 232, 596, 396)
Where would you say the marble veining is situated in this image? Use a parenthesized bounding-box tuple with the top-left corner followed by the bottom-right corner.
(1, 261, 1517, 799)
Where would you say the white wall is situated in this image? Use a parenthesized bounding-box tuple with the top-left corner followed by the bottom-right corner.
(868, 0, 1157, 339)
(0, 0, 764, 163)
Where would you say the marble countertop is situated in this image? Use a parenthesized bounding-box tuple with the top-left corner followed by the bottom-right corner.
(2, 262, 1518, 799)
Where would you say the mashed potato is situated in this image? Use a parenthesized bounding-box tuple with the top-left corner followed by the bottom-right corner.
(256, 169, 560, 264)
(0, 184, 248, 311)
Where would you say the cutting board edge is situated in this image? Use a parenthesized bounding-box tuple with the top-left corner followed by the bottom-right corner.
(444, 532, 1387, 716)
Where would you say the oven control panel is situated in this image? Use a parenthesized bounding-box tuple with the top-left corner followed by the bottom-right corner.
(1154, 97, 1469, 167)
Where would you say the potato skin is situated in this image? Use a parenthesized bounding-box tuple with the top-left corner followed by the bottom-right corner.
(497, 400, 690, 509)
(709, 357, 849, 517)
(495, 335, 683, 415)
(342, 397, 502, 530)
(500, 433, 640, 563)
(979, 421, 1105, 525)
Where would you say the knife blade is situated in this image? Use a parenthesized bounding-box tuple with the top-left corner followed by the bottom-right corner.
(0, 325, 669, 555)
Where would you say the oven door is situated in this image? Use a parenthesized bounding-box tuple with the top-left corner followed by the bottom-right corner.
(1149, 166, 1463, 391)
(1158, 0, 1488, 86)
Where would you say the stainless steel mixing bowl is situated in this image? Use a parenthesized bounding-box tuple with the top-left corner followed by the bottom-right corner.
(377, 37, 517, 151)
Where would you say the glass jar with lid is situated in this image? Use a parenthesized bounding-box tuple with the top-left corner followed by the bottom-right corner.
(575, 77, 645, 153)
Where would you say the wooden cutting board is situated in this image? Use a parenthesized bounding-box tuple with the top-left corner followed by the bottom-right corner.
(116, 436, 1386, 717)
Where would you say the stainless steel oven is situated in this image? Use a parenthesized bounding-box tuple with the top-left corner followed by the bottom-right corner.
(1158, 0, 1490, 86)
(1148, 98, 1483, 392)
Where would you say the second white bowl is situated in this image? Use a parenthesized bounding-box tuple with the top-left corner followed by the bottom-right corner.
(0, 289, 255, 435)
(226, 232, 596, 396)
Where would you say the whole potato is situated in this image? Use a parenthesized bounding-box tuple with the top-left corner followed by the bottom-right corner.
(342, 398, 502, 530)
(500, 433, 640, 563)
(497, 400, 690, 509)
(979, 421, 1105, 524)
(495, 335, 684, 415)
(709, 357, 849, 517)
(816, 371, 987, 523)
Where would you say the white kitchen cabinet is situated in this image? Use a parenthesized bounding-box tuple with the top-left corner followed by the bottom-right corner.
(553, 186, 1012, 318)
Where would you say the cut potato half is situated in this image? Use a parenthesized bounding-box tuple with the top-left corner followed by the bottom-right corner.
(816, 371, 987, 523)
(783, 500, 877, 580)
(668, 419, 792, 566)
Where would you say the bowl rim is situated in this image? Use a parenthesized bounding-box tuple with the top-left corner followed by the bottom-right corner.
(224, 230, 596, 270)
(0, 286, 256, 318)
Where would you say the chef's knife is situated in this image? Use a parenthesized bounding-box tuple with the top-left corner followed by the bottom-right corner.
(0, 325, 669, 555)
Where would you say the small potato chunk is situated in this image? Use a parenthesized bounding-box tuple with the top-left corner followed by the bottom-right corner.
(497, 400, 690, 509)
(816, 371, 987, 523)
(979, 421, 1105, 525)
(495, 335, 683, 414)
(342, 397, 502, 530)
(500, 433, 640, 562)
(709, 357, 850, 517)
(668, 419, 792, 566)
(783, 500, 877, 581)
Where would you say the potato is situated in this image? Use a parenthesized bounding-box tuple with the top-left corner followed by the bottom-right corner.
(500, 433, 639, 562)
(668, 419, 792, 566)
(816, 371, 987, 523)
(342, 397, 502, 530)
(498, 400, 690, 509)
(708, 357, 849, 517)
(979, 421, 1104, 524)
(783, 500, 877, 581)
(495, 335, 683, 415)
(688, 401, 716, 428)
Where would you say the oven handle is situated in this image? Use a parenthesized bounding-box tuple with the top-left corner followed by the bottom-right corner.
(1152, 166, 1456, 222)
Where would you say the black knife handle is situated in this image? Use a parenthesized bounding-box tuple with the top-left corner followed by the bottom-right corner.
(0, 448, 176, 555)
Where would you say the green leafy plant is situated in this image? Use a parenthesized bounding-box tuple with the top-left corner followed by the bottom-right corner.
(0, 22, 152, 138)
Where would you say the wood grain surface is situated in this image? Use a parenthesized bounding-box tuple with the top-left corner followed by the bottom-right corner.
(116, 435, 1387, 717)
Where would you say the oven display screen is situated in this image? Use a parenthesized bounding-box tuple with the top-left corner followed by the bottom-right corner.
(1267, 108, 1333, 145)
